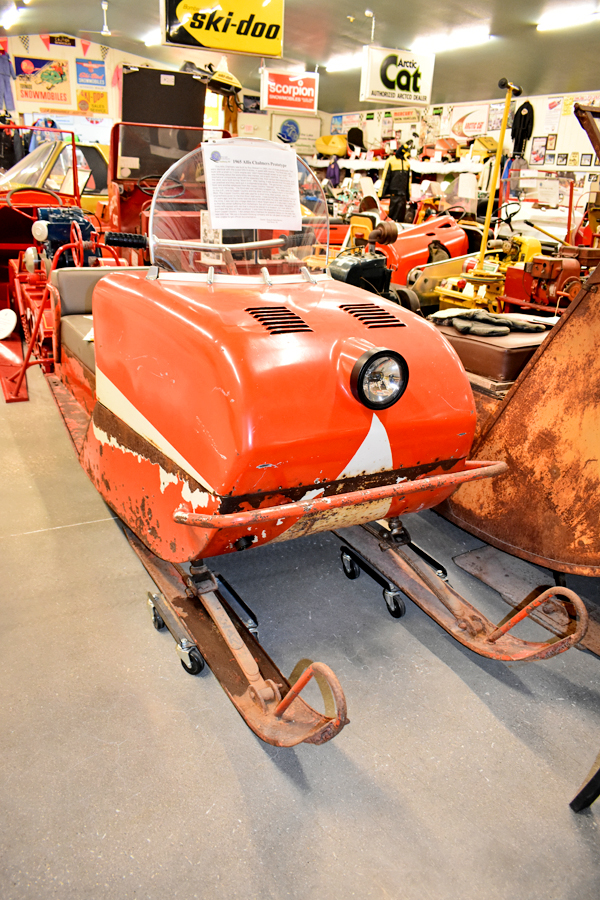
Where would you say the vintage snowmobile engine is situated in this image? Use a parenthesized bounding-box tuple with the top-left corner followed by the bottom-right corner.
(31, 207, 96, 267)
(329, 251, 393, 298)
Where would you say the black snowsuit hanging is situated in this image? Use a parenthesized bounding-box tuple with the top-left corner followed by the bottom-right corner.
(511, 101, 534, 156)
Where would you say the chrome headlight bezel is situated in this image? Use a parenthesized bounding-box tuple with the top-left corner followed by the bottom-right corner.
(351, 348, 409, 410)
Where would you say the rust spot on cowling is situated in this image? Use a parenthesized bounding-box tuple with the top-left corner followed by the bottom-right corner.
(92, 403, 206, 493)
(220, 457, 466, 514)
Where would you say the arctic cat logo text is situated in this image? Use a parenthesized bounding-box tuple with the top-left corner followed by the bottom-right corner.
(379, 55, 422, 94)
(188, 11, 280, 40)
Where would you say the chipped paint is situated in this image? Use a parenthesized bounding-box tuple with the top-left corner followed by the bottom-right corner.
(301, 488, 325, 501)
(181, 481, 210, 511)
(92, 420, 145, 465)
(159, 467, 179, 493)
(95, 367, 215, 493)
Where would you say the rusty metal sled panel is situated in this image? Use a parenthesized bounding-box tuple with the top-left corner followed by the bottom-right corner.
(438, 264, 600, 576)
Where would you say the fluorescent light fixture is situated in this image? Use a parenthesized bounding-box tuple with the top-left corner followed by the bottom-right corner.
(0, 3, 19, 28)
(537, 4, 598, 30)
(144, 28, 162, 46)
(325, 51, 363, 72)
(411, 25, 490, 54)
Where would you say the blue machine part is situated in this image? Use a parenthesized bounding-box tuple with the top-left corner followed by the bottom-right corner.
(35, 207, 97, 267)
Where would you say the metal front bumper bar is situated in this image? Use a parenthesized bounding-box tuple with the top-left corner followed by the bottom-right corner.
(173, 460, 507, 529)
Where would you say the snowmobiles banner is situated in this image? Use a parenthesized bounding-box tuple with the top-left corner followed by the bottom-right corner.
(15, 57, 71, 105)
(162, 0, 284, 57)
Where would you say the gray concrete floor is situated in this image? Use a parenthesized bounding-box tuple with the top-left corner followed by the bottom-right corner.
(1, 365, 599, 900)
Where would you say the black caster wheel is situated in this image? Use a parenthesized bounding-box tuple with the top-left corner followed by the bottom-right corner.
(383, 589, 406, 618)
(151, 607, 165, 631)
(180, 647, 205, 676)
(341, 549, 361, 580)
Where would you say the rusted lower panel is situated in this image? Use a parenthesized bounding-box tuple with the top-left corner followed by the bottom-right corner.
(438, 267, 600, 576)
(58, 348, 96, 418)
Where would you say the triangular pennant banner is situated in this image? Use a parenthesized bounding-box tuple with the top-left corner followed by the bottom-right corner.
(0, 38, 8, 55)
(100, 45, 109, 60)
(18, 35, 30, 52)
(111, 65, 122, 88)
(40, 34, 51, 52)
(80, 39, 91, 57)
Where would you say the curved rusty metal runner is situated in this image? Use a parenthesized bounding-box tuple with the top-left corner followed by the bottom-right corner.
(125, 528, 348, 747)
(336, 524, 588, 662)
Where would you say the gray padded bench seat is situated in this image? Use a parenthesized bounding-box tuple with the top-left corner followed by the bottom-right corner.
(51, 266, 147, 372)
(61, 315, 96, 371)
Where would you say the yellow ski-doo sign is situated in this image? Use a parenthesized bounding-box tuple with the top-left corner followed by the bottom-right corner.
(164, 0, 284, 57)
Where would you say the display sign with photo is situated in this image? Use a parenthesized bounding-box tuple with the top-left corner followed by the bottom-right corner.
(359, 45, 434, 106)
(161, 0, 284, 57)
(530, 136, 547, 166)
(15, 57, 71, 105)
(260, 70, 319, 113)
(270, 113, 321, 156)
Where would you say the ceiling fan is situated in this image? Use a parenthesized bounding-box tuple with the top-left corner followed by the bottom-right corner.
(84, 1, 123, 38)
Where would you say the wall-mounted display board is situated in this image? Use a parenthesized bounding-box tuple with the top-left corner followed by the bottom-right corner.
(122, 68, 205, 127)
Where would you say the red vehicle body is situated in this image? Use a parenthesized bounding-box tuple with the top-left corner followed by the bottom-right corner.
(380, 214, 469, 286)
(82, 268, 478, 562)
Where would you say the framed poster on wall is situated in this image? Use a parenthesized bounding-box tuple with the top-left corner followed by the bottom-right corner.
(530, 136, 547, 166)
(270, 114, 321, 156)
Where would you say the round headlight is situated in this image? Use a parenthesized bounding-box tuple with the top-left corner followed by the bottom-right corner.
(351, 349, 409, 410)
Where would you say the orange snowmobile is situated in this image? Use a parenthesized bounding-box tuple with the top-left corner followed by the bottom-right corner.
(1, 138, 587, 746)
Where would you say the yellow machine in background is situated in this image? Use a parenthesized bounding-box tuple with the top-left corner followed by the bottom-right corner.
(435, 235, 542, 312)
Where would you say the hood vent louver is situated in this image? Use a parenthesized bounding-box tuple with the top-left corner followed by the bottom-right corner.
(339, 302, 405, 328)
(246, 305, 312, 334)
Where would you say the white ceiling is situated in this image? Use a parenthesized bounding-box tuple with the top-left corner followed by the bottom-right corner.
(2, 0, 600, 111)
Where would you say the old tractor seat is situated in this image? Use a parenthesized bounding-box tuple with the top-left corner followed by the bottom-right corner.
(434, 323, 549, 383)
(51, 266, 147, 372)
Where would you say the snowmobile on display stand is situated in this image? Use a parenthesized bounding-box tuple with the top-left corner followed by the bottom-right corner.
(0, 131, 588, 748)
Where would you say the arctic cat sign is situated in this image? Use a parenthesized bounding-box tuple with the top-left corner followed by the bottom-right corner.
(162, 0, 284, 57)
(360, 45, 434, 106)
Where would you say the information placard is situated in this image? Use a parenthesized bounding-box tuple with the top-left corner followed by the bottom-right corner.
(201, 142, 301, 231)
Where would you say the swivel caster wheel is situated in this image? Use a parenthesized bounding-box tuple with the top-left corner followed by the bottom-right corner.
(178, 643, 206, 676)
(341, 548, 361, 580)
(147, 593, 166, 630)
(151, 608, 165, 631)
(383, 589, 406, 619)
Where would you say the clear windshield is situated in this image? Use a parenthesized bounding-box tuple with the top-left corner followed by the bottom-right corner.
(0, 141, 57, 189)
(148, 138, 329, 277)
